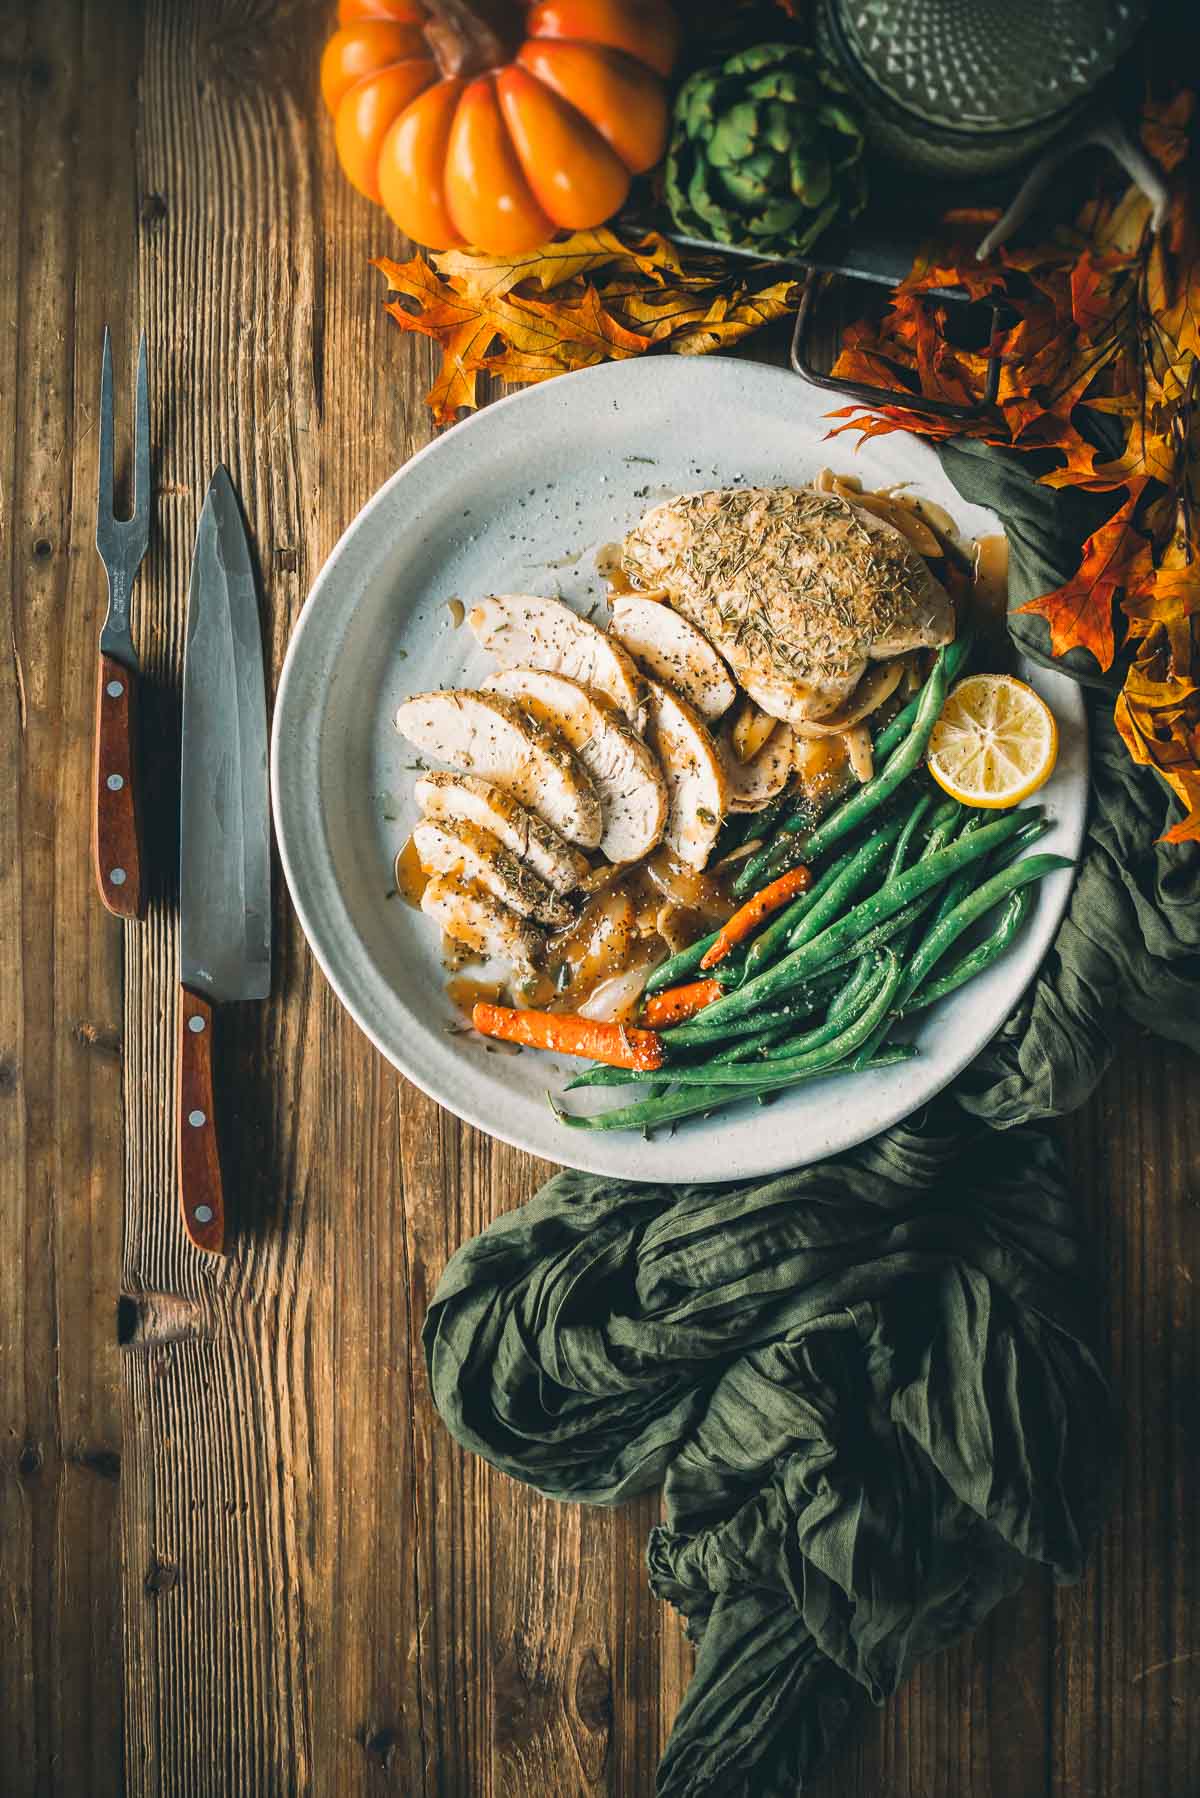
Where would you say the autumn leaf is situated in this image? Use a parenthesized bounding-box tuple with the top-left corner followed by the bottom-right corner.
(471, 284, 651, 387)
(376, 253, 497, 421)
(1141, 89, 1195, 173)
(1017, 485, 1154, 670)
(1115, 626, 1200, 842)
(377, 230, 799, 424)
(431, 228, 687, 299)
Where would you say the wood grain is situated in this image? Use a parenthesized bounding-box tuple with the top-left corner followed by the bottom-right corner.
(93, 651, 147, 919)
(2, 2, 1199, 1794)
(0, 1, 134, 1789)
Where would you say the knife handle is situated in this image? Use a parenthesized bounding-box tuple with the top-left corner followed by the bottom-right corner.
(178, 988, 225, 1254)
(93, 651, 146, 919)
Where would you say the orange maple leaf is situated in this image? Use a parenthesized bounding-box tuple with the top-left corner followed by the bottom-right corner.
(1017, 484, 1154, 670)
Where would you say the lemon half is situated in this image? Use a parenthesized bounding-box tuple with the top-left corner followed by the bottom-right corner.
(927, 673, 1058, 808)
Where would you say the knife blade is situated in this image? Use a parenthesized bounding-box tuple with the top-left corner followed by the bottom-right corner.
(178, 465, 271, 1253)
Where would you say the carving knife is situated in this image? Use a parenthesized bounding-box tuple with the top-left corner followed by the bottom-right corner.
(178, 467, 271, 1254)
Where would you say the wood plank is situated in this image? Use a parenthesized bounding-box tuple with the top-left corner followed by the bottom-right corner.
(119, 2, 331, 1789)
(0, 0, 136, 1788)
(1055, 1029, 1200, 1797)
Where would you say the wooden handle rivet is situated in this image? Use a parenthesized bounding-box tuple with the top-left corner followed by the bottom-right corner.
(109, 868, 127, 886)
(187, 1109, 207, 1128)
(106, 678, 124, 698)
(187, 1015, 206, 1033)
(106, 773, 124, 790)
(194, 1204, 214, 1225)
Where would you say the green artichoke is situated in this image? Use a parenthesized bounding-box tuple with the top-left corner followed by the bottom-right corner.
(665, 44, 867, 257)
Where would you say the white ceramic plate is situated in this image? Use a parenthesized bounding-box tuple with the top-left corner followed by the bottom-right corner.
(272, 357, 1085, 1182)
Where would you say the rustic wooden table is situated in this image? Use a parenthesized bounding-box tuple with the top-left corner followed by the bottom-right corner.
(3, 4, 1198, 1794)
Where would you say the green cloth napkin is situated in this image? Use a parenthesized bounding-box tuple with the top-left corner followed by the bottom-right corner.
(424, 444, 1200, 1797)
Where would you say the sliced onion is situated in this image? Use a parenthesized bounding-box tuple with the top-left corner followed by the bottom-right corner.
(845, 489, 943, 559)
(815, 466, 862, 496)
(845, 724, 874, 784)
(710, 840, 762, 870)
(730, 697, 778, 763)
(576, 947, 665, 1022)
(643, 849, 729, 921)
(574, 861, 627, 897)
(722, 725, 796, 812)
(791, 660, 905, 738)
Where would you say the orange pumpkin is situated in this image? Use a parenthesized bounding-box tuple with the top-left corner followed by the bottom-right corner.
(321, 0, 679, 254)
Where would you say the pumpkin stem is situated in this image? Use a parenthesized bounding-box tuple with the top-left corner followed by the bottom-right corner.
(422, 0, 520, 80)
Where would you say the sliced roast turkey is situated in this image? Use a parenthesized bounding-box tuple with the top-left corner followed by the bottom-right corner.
(420, 872, 544, 974)
(395, 689, 601, 849)
(642, 679, 729, 869)
(469, 592, 646, 723)
(484, 666, 667, 864)
(414, 772, 588, 894)
(412, 817, 573, 926)
(608, 592, 736, 722)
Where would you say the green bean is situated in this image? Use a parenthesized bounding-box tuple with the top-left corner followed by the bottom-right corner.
(588, 954, 903, 1092)
(824, 954, 877, 1028)
(740, 814, 905, 984)
(871, 627, 975, 763)
(820, 891, 937, 978)
(738, 789, 794, 847)
(850, 1017, 897, 1071)
(904, 885, 1034, 1013)
(594, 962, 884, 1096)
(753, 958, 886, 1059)
(920, 798, 967, 854)
(839, 813, 965, 1064)
(573, 977, 845, 1091)
(802, 803, 964, 983)
(648, 636, 970, 1004)
(663, 970, 845, 1049)
(643, 928, 722, 995)
(981, 814, 1051, 875)
(886, 791, 934, 882)
(927, 812, 985, 930)
(642, 935, 751, 995)
(779, 812, 911, 952)
(669, 811, 1029, 1038)
(895, 852, 1074, 1008)
(555, 1046, 918, 1134)
(567, 1013, 798, 1091)
(773, 816, 906, 956)
(740, 838, 862, 978)
(734, 644, 950, 894)
(734, 629, 976, 896)
(713, 792, 792, 862)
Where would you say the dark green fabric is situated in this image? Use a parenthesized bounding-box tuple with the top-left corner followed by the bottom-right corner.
(424, 444, 1200, 1796)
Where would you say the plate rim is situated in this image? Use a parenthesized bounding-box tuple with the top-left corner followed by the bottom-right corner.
(271, 355, 1086, 1182)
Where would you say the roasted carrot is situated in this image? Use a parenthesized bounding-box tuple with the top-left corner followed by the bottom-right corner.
(699, 865, 813, 969)
(471, 1003, 665, 1071)
(641, 978, 723, 1029)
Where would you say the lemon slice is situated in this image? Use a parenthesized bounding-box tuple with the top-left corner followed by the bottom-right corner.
(927, 674, 1058, 808)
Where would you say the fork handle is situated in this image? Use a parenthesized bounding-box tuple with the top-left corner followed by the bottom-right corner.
(92, 651, 146, 918)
